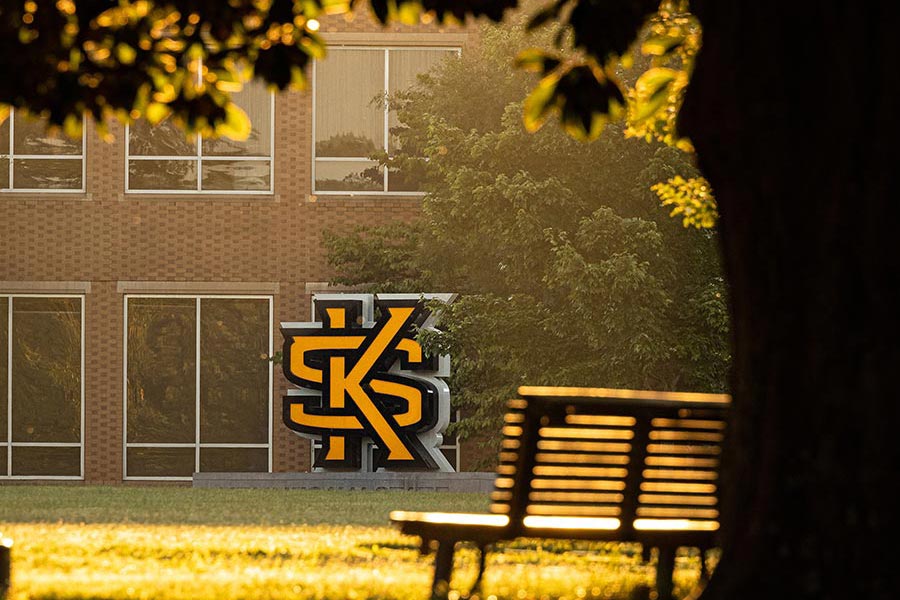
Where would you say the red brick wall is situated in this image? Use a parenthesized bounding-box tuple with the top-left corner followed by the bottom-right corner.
(0, 11, 474, 483)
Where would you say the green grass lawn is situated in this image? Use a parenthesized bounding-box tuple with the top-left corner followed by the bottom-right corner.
(0, 486, 705, 600)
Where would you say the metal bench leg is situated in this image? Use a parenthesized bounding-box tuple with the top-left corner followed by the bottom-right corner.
(699, 548, 712, 584)
(655, 546, 676, 600)
(430, 539, 456, 600)
(463, 543, 490, 599)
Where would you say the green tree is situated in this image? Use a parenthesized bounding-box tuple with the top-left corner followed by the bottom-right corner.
(325, 22, 728, 443)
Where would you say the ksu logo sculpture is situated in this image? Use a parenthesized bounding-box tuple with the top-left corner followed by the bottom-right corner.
(281, 294, 455, 471)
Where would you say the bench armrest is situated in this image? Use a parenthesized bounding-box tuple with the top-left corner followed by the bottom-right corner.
(389, 511, 511, 544)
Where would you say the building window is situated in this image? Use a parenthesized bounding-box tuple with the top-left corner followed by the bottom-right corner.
(125, 80, 274, 194)
(124, 296, 272, 480)
(313, 46, 459, 195)
(1, 295, 84, 479)
(1, 109, 86, 192)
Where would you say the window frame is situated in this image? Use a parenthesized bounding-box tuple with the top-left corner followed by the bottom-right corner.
(311, 45, 461, 197)
(1, 294, 85, 480)
(0, 108, 87, 194)
(124, 83, 276, 196)
(122, 294, 274, 481)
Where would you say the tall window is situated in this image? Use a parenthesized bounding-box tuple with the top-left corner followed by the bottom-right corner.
(313, 46, 459, 195)
(1, 109, 85, 192)
(124, 296, 272, 480)
(126, 80, 274, 193)
(1, 295, 83, 479)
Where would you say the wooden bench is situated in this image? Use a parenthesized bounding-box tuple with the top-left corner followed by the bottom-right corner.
(390, 386, 731, 600)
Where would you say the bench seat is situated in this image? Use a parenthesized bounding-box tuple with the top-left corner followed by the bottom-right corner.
(389, 386, 731, 600)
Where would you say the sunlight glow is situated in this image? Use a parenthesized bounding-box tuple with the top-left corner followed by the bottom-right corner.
(522, 516, 621, 530)
(518, 386, 731, 405)
(389, 511, 510, 527)
(633, 519, 719, 531)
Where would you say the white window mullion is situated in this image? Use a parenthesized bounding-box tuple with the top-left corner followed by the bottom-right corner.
(124, 124, 131, 192)
(7, 297, 12, 476)
(383, 49, 390, 193)
(269, 90, 276, 194)
(268, 296, 274, 472)
(196, 134, 203, 192)
(8, 111, 15, 189)
(79, 296, 85, 478)
(311, 58, 318, 196)
(196, 60, 204, 193)
(195, 297, 201, 474)
(122, 296, 129, 479)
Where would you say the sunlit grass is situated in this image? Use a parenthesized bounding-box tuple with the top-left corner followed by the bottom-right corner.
(0, 487, 706, 600)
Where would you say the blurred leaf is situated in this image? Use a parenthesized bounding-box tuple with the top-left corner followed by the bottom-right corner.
(63, 114, 83, 138)
(115, 43, 137, 65)
(218, 103, 252, 141)
(642, 34, 683, 57)
(652, 175, 719, 229)
(145, 102, 171, 125)
(551, 63, 624, 141)
(514, 48, 561, 75)
(636, 67, 679, 97)
(523, 73, 561, 133)
(632, 67, 678, 122)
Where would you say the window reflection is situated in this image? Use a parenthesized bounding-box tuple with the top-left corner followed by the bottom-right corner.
(11, 297, 81, 443)
(315, 160, 383, 192)
(126, 298, 196, 443)
(200, 299, 269, 444)
(128, 118, 197, 157)
(127, 447, 195, 478)
(201, 160, 270, 191)
(129, 159, 198, 191)
(125, 296, 271, 478)
(388, 49, 451, 150)
(203, 83, 272, 157)
(13, 159, 82, 190)
(200, 448, 268, 472)
(1, 109, 84, 191)
(13, 112, 82, 156)
(314, 47, 457, 193)
(315, 49, 384, 157)
(12, 446, 80, 477)
(127, 78, 273, 192)
(0, 298, 7, 445)
(1, 295, 83, 479)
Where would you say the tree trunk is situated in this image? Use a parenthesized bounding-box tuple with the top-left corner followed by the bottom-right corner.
(681, 3, 899, 599)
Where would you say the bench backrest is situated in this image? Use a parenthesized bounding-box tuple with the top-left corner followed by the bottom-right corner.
(489, 386, 731, 541)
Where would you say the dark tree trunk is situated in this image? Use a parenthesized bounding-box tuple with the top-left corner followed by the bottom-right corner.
(681, 3, 899, 599)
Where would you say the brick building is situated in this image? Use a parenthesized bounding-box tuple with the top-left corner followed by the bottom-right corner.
(0, 14, 473, 484)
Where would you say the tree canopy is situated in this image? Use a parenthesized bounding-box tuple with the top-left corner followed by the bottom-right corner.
(0, 1, 679, 140)
(0, 0, 715, 224)
(324, 22, 728, 442)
